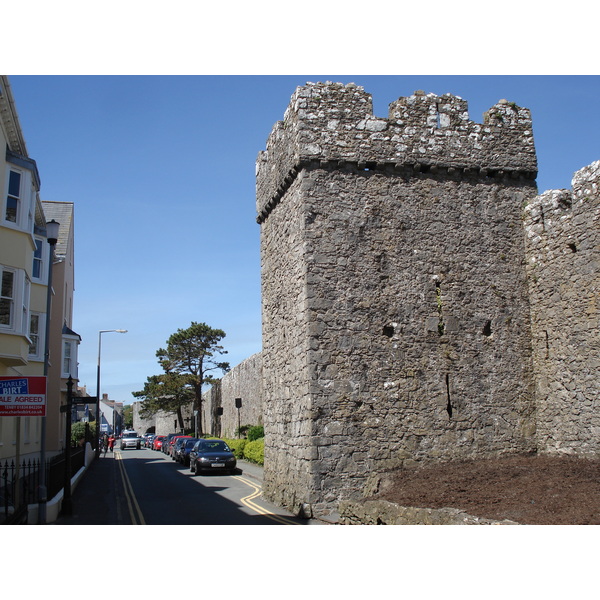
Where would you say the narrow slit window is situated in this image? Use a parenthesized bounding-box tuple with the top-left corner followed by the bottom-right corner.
(483, 320, 492, 337)
(446, 374, 453, 418)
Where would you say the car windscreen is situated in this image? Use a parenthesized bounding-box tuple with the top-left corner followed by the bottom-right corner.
(201, 441, 230, 452)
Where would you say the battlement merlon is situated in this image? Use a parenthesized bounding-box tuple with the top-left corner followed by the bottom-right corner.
(256, 82, 538, 219)
(524, 160, 600, 232)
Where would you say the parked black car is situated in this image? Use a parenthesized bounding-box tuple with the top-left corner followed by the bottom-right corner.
(189, 439, 237, 475)
(172, 437, 191, 461)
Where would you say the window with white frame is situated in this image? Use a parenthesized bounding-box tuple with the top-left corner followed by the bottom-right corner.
(5, 169, 21, 223)
(32, 238, 44, 280)
(63, 340, 72, 374)
(4, 163, 35, 233)
(0, 266, 29, 334)
(22, 276, 30, 334)
(1, 268, 15, 327)
(62, 337, 79, 378)
(29, 312, 44, 358)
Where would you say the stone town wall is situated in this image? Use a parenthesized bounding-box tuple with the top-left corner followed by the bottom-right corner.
(132, 401, 155, 434)
(132, 401, 193, 437)
(134, 354, 264, 440)
(524, 161, 600, 456)
(203, 353, 263, 439)
(155, 406, 194, 436)
(257, 82, 539, 518)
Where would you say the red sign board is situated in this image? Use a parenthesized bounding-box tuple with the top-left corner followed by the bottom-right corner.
(0, 376, 47, 416)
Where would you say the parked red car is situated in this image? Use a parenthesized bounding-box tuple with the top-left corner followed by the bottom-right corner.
(152, 435, 166, 451)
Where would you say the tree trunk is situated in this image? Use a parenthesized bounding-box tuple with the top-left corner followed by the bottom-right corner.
(194, 382, 203, 437)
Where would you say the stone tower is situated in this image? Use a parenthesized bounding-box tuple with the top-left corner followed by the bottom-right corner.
(256, 82, 539, 518)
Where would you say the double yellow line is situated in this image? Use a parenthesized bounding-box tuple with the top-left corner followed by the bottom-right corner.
(115, 451, 146, 525)
(115, 452, 296, 525)
(233, 475, 298, 525)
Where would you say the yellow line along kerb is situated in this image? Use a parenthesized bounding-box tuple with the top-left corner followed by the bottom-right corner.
(233, 475, 298, 525)
(115, 451, 146, 525)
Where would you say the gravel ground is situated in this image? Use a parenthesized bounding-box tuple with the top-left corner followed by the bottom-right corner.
(370, 453, 600, 525)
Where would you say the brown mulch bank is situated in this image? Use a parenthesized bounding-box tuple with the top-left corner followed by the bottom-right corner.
(371, 454, 600, 525)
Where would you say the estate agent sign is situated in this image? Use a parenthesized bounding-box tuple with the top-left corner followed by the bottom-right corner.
(0, 376, 47, 416)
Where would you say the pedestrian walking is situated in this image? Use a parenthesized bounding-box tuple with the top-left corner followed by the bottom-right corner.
(108, 435, 115, 452)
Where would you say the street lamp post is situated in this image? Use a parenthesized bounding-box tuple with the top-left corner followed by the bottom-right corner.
(235, 398, 242, 439)
(95, 329, 127, 458)
(39, 219, 60, 525)
(61, 376, 74, 515)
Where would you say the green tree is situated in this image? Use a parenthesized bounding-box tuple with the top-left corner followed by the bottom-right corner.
(123, 404, 133, 429)
(71, 421, 96, 447)
(157, 322, 230, 436)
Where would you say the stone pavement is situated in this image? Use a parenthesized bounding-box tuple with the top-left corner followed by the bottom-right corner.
(52, 450, 125, 525)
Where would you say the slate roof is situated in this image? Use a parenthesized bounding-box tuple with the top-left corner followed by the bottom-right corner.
(41, 200, 73, 258)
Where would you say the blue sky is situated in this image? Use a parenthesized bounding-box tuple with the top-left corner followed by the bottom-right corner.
(8, 74, 600, 404)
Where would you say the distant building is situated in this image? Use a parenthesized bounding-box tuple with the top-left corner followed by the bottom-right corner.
(99, 394, 124, 436)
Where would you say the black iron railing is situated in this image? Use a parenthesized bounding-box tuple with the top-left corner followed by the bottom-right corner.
(1, 446, 85, 524)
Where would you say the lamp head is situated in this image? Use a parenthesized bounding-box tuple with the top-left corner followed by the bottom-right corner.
(46, 219, 60, 245)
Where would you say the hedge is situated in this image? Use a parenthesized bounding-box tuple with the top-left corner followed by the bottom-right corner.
(223, 437, 264, 466)
(224, 438, 246, 459)
(243, 439, 264, 465)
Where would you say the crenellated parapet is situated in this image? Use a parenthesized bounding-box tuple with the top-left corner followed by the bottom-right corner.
(256, 82, 537, 222)
(524, 160, 599, 264)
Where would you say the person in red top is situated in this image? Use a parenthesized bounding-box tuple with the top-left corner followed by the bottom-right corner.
(108, 435, 115, 452)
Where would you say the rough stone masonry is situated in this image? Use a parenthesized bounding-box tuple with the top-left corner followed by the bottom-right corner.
(256, 82, 598, 518)
(524, 160, 600, 457)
